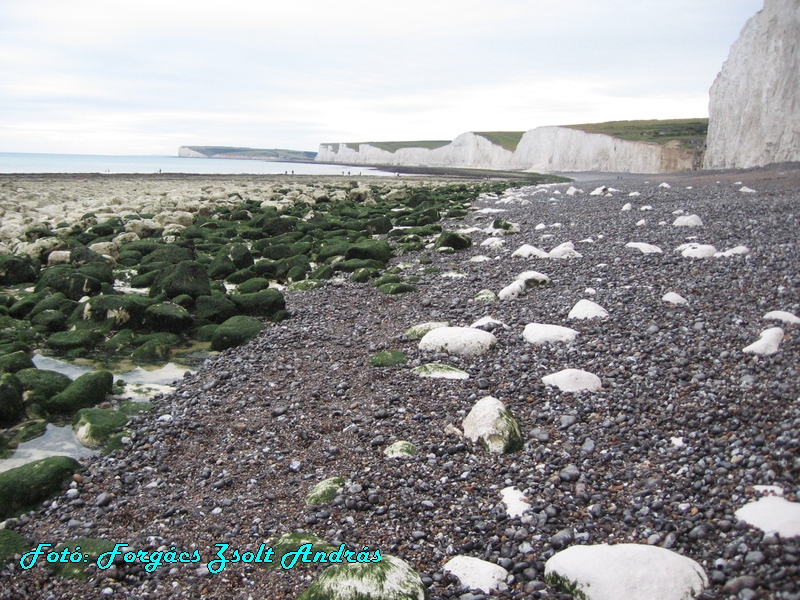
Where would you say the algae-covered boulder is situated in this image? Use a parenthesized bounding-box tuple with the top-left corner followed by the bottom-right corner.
(229, 289, 285, 318)
(404, 322, 449, 339)
(0, 254, 38, 285)
(462, 396, 523, 454)
(144, 302, 193, 333)
(81, 294, 154, 329)
(344, 240, 394, 264)
(28, 292, 77, 320)
(0, 351, 35, 374)
(211, 315, 264, 351)
(73, 408, 129, 447)
(306, 476, 346, 506)
(262, 532, 337, 571)
(411, 363, 469, 379)
(0, 456, 82, 518)
(44, 370, 113, 414)
(237, 278, 273, 294)
(45, 537, 118, 580)
(207, 254, 237, 280)
(383, 441, 416, 458)
(0, 529, 30, 565)
(369, 351, 407, 367)
(132, 339, 171, 363)
(435, 231, 472, 250)
(45, 329, 104, 353)
(15, 368, 72, 406)
(298, 555, 429, 600)
(195, 294, 237, 323)
(31, 309, 68, 332)
(35, 267, 102, 301)
(151, 260, 212, 300)
(0, 373, 25, 427)
(378, 283, 417, 295)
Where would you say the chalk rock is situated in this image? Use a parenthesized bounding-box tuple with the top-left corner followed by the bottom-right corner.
(480, 237, 504, 249)
(714, 245, 750, 257)
(500, 486, 530, 518)
(549, 241, 582, 259)
(523, 323, 579, 345)
(568, 299, 608, 320)
(515, 270, 550, 285)
(297, 555, 428, 600)
(470, 316, 507, 330)
(625, 242, 662, 254)
(735, 496, 800, 537)
(763, 310, 800, 324)
(404, 321, 449, 339)
(676, 243, 718, 258)
(444, 556, 508, 593)
(672, 214, 703, 227)
(659, 182, 671, 189)
(590, 186, 608, 196)
(740, 186, 757, 193)
(498, 280, 526, 300)
(565, 186, 580, 196)
(462, 396, 523, 454)
(742, 327, 784, 355)
(544, 544, 708, 600)
(621, 203, 632, 211)
(662, 292, 688, 305)
(704, 0, 800, 169)
(511, 244, 549, 259)
(47, 250, 72, 266)
(542, 369, 602, 392)
(419, 327, 496, 356)
(383, 441, 416, 458)
(411, 363, 469, 379)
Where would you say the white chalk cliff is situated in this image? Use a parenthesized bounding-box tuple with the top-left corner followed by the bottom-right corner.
(704, 0, 800, 169)
(317, 128, 697, 174)
(178, 146, 207, 158)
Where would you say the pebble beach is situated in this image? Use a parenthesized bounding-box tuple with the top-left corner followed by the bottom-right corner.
(0, 167, 799, 599)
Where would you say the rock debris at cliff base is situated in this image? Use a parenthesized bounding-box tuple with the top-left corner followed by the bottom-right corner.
(1, 172, 799, 600)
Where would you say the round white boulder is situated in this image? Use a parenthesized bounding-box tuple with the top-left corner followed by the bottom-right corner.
(523, 323, 579, 345)
(512, 244, 549, 259)
(419, 327, 497, 356)
(542, 369, 601, 392)
(662, 292, 688, 305)
(763, 310, 800, 325)
(568, 299, 608, 320)
(625, 242, 662, 254)
(544, 544, 708, 600)
(672, 214, 703, 227)
(735, 495, 800, 537)
(443, 556, 508, 593)
(742, 327, 784, 355)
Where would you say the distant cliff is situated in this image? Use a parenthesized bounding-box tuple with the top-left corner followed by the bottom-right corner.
(317, 127, 699, 173)
(178, 146, 317, 162)
(704, 0, 800, 169)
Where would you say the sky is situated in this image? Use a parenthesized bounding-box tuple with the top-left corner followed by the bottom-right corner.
(0, 0, 764, 155)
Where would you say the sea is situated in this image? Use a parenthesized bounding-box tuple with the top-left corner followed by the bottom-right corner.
(0, 152, 392, 176)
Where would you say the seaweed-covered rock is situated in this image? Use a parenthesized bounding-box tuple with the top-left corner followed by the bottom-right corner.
(229, 289, 286, 318)
(0, 351, 35, 374)
(144, 302, 193, 334)
(297, 555, 429, 600)
(229, 244, 254, 269)
(0, 529, 29, 565)
(369, 351, 407, 367)
(44, 537, 118, 580)
(35, 267, 102, 301)
(45, 329, 104, 353)
(383, 441, 417, 458)
(0, 254, 38, 285)
(237, 278, 273, 294)
(102, 329, 136, 353)
(351, 268, 374, 283)
(435, 231, 472, 250)
(15, 368, 72, 406)
(132, 339, 171, 363)
(151, 260, 211, 300)
(73, 408, 129, 447)
(462, 396, 523, 454)
(344, 240, 394, 264)
(377, 283, 417, 295)
(77, 261, 114, 286)
(317, 241, 352, 262)
(44, 370, 113, 414)
(195, 294, 237, 324)
(207, 254, 237, 280)
(28, 292, 78, 320)
(365, 216, 393, 235)
(0, 456, 82, 518)
(0, 373, 24, 427)
(306, 477, 346, 506)
(140, 244, 192, 265)
(335, 259, 386, 273)
(31, 309, 68, 332)
(211, 315, 265, 351)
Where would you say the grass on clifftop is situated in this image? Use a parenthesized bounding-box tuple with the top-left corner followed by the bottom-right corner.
(473, 131, 525, 152)
(185, 146, 317, 161)
(563, 118, 708, 149)
(334, 140, 453, 153)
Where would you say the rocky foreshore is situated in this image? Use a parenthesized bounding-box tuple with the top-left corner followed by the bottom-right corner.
(0, 170, 799, 599)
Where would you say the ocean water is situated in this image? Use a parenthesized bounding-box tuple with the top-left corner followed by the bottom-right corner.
(0, 152, 392, 176)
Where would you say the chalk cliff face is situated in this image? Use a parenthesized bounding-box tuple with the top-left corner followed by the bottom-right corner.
(178, 147, 207, 158)
(317, 128, 697, 173)
(704, 0, 800, 169)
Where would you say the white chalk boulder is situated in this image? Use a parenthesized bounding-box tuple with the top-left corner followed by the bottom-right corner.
(443, 556, 508, 593)
(742, 327, 784, 355)
(297, 555, 428, 600)
(500, 486, 530, 518)
(523, 323, 579, 345)
(419, 327, 496, 356)
(511, 244, 549, 259)
(404, 321, 449, 339)
(462, 396, 523, 454)
(568, 299, 608, 320)
(498, 280, 526, 300)
(676, 243, 718, 258)
(542, 369, 601, 392)
(763, 310, 800, 325)
(515, 270, 550, 285)
(549, 241, 582, 259)
(625, 242, 662, 254)
(544, 544, 708, 600)
(672, 214, 703, 227)
(735, 496, 800, 538)
(411, 363, 469, 379)
(662, 292, 688, 305)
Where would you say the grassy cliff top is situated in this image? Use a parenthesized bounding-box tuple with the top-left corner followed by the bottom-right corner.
(185, 146, 317, 161)
(473, 132, 526, 152)
(328, 141, 453, 153)
(563, 119, 708, 148)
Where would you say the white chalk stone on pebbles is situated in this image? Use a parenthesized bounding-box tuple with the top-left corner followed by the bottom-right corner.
(443, 556, 508, 593)
(480, 237, 504, 248)
(568, 299, 608, 320)
(659, 182, 672, 188)
(715, 245, 750, 257)
(500, 486, 530, 518)
(383, 441, 416, 458)
(621, 203, 632, 211)
(640, 205, 653, 211)
(511, 244, 549, 259)
(404, 322, 449, 339)
(523, 324, 579, 345)
(499, 280, 526, 300)
(469, 255, 492, 263)
(590, 186, 607, 196)
(534, 223, 546, 230)
(419, 327, 497, 356)
(47, 250, 72, 266)
(542, 369, 602, 392)
(471, 316, 507, 329)
(763, 310, 800, 324)
(473, 289, 497, 303)
(549, 241, 582, 259)
(297, 555, 428, 600)
(635, 219, 646, 227)
(625, 242, 662, 254)
(742, 327, 784, 355)
(735, 496, 800, 537)
(516, 270, 550, 285)
(672, 214, 704, 227)
(544, 544, 708, 600)
(462, 396, 523, 454)
(411, 363, 469, 379)
(662, 292, 688, 305)
(740, 186, 757, 193)
(676, 243, 718, 258)
(565, 186, 580, 196)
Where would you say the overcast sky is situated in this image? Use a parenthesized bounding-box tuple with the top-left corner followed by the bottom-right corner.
(0, 0, 764, 155)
